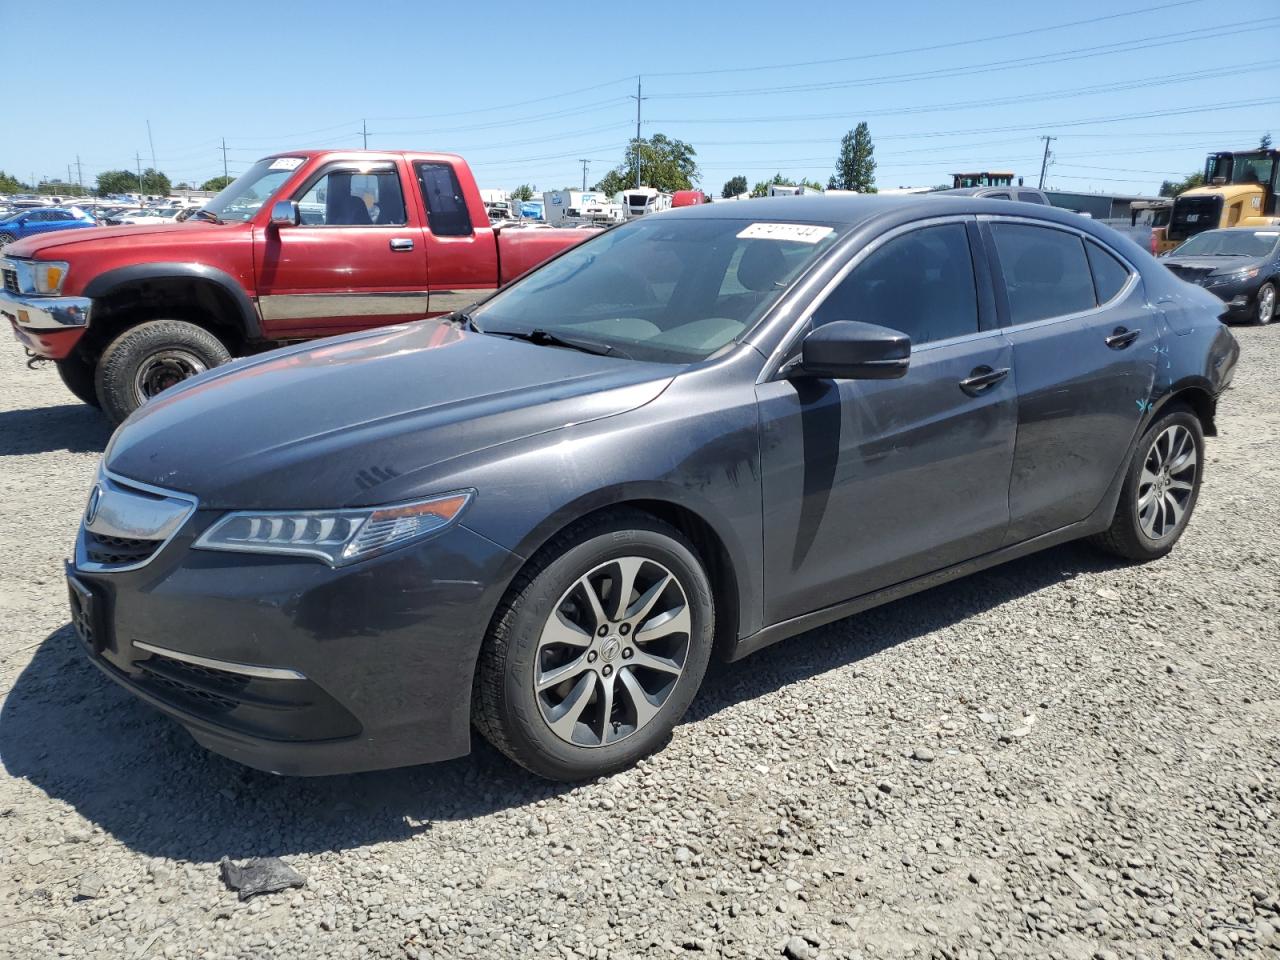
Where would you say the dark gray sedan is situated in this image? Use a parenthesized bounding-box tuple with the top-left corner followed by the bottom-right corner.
(68, 196, 1238, 780)
(1161, 227, 1280, 325)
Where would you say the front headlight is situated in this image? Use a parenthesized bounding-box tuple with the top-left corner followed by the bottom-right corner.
(31, 260, 70, 295)
(192, 491, 473, 566)
(1205, 267, 1259, 286)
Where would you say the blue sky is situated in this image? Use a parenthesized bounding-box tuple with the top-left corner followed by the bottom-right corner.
(6, 0, 1278, 196)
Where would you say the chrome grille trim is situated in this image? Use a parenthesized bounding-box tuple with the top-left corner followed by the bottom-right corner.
(132, 640, 307, 681)
(75, 469, 198, 573)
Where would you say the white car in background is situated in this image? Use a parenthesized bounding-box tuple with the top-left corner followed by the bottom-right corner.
(109, 208, 182, 226)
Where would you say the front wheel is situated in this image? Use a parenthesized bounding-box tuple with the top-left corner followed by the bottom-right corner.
(473, 511, 715, 781)
(94, 319, 231, 425)
(55, 354, 101, 408)
(1090, 406, 1203, 562)
(1256, 281, 1276, 326)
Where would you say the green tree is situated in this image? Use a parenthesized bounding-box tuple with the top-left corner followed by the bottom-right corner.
(829, 122, 877, 193)
(750, 172, 824, 197)
(721, 175, 748, 198)
(36, 179, 89, 197)
(510, 184, 535, 201)
(200, 175, 234, 191)
(595, 134, 699, 195)
(96, 167, 171, 197)
(1262, 132, 1273, 150)
(1159, 171, 1205, 197)
(0, 170, 28, 193)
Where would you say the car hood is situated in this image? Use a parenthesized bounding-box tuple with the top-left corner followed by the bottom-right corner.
(1162, 254, 1264, 276)
(105, 321, 675, 509)
(6, 221, 215, 257)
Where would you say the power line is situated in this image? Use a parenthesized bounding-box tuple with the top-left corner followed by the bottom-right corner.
(646, 0, 1209, 77)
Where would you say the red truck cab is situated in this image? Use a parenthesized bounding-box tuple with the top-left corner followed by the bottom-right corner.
(1, 150, 586, 423)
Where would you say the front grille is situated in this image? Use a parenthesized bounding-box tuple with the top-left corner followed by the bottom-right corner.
(2, 268, 17, 294)
(1167, 196, 1223, 242)
(85, 531, 163, 566)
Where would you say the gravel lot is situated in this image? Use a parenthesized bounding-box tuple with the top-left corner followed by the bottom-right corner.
(1, 326, 1277, 960)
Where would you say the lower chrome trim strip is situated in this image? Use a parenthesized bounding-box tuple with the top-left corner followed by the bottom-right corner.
(259, 291, 431, 322)
(132, 640, 308, 681)
(428, 288, 496, 313)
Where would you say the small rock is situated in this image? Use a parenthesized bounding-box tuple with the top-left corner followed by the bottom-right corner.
(876, 781, 894, 795)
(999, 726, 1031, 742)
(783, 935, 815, 960)
(784, 878, 802, 894)
(674, 846, 693, 864)
(912, 747, 935, 762)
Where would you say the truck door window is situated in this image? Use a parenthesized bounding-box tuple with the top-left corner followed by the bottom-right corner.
(296, 166, 406, 226)
(415, 162, 473, 237)
(1017, 191, 1046, 204)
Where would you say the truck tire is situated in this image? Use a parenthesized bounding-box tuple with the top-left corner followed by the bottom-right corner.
(94, 319, 230, 425)
(55, 355, 101, 408)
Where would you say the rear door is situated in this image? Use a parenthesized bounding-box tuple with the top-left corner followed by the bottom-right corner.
(412, 161, 499, 316)
(756, 218, 1018, 625)
(253, 159, 429, 335)
(981, 218, 1156, 543)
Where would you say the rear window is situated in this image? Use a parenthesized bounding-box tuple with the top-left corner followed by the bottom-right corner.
(1017, 191, 1046, 204)
(991, 223, 1096, 324)
(416, 162, 473, 237)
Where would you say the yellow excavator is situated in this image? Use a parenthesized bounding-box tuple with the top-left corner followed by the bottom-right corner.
(1160, 148, 1280, 254)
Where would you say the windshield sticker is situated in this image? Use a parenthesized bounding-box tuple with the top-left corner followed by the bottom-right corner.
(268, 157, 305, 171)
(1254, 231, 1279, 237)
(737, 223, 833, 244)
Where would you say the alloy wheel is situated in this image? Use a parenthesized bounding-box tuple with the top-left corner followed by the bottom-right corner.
(1258, 284, 1276, 325)
(132, 349, 208, 404)
(1136, 423, 1197, 540)
(535, 556, 691, 748)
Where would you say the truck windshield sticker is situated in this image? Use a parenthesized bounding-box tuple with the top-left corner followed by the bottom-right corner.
(1255, 231, 1279, 237)
(268, 157, 305, 171)
(737, 223, 834, 244)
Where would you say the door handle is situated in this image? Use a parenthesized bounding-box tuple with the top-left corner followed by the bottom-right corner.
(1105, 326, 1140, 349)
(958, 365, 1010, 397)
(389, 238, 414, 251)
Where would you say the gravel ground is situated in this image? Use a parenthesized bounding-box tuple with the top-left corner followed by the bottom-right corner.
(1, 327, 1277, 960)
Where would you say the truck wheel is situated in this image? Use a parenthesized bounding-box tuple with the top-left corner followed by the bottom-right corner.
(55, 355, 101, 408)
(94, 319, 230, 425)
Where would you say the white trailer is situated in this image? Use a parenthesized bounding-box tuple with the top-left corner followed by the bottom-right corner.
(621, 186, 673, 218)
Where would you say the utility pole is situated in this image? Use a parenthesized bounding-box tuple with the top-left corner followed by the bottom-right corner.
(220, 138, 229, 182)
(579, 159, 589, 192)
(136, 152, 145, 198)
(146, 120, 158, 188)
(630, 76, 646, 190)
(67, 164, 73, 190)
(362, 119, 368, 149)
(75, 155, 84, 195)
(1038, 135, 1056, 190)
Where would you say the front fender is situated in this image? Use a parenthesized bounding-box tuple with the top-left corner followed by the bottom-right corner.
(82, 262, 262, 338)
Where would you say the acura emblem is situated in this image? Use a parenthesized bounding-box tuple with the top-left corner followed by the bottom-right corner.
(84, 485, 101, 525)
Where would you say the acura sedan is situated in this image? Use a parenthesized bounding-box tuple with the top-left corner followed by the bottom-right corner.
(67, 197, 1238, 781)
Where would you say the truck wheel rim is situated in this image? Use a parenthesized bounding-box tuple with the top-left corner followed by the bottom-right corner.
(535, 556, 691, 748)
(133, 350, 207, 404)
(1136, 424, 1197, 541)
(1260, 285, 1276, 324)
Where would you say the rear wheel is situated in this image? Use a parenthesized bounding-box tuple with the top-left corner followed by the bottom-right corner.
(94, 319, 230, 425)
(1256, 281, 1276, 325)
(473, 511, 714, 781)
(1090, 406, 1203, 562)
(55, 354, 101, 408)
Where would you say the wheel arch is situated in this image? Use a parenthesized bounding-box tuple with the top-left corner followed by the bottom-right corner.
(82, 263, 261, 352)
(1156, 379, 1218, 437)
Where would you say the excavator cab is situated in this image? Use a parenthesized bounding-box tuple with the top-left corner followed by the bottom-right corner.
(1165, 149, 1280, 251)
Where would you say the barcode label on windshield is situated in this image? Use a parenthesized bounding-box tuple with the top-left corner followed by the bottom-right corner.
(737, 223, 833, 244)
(268, 157, 305, 171)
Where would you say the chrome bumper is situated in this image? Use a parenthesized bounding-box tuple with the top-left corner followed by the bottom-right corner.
(0, 290, 92, 331)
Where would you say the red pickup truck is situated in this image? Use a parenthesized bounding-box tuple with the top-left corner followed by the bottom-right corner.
(1, 150, 587, 423)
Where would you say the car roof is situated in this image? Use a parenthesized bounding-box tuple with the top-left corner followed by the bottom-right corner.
(660, 193, 1066, 227)
(936, 186, 1035, 196)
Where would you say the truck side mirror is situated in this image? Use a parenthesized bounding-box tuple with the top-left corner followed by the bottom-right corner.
(270, 200, 300, 227)
(790, 320, 911, 380)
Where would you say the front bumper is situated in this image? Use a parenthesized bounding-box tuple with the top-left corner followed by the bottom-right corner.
(1198, 278, 1262, 319)
(68, 509, 522, 776)
(1, 288, 92, 359)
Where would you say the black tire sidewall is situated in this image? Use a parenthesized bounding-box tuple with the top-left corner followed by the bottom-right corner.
(94, 319, 230, 425)
(1124, 409, 1204, 557)
(497, 524, 714, 780)
(55, 354, 101, 408)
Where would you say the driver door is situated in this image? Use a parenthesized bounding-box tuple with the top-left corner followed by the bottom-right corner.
(755, 219, 1017, 625)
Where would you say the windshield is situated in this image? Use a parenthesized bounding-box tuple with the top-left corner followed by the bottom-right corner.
(203, 157, 303, 223)
(471, 217, 841, 362)
(0, 211, 22, 223)
(1176, 230, 1280, 257)
(1207, 151, 1276, 187)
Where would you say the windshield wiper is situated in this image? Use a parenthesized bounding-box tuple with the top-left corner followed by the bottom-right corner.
(483, 327, 629, 358)
(186, 208, 223, 224)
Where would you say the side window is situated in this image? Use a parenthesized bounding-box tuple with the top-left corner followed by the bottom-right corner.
(1086, 240, 1132, 304)
(813, 223, 980, 346)
(27, 211, 49, 222)
(1017, 191, 1046, 205)
(990, 223, 1096, 325)
(51, 211, 74, 221)
(296, 167, 406, 226)
(987, 193, 1011, 200)
(416, 162, 473, 237)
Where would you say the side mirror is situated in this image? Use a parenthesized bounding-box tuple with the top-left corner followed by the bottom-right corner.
(791, 320, 910, 380)
(269, 200, 300, 227)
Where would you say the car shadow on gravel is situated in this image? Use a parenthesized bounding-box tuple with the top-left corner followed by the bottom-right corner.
(0, 403, 111, 455)
(1, 541, 1122, 863)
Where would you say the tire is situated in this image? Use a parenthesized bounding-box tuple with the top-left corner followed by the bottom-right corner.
(55, 354, 101, 408)
(94, 319, 230, 425)
(1255, 281, 1276, 326)
(473, 510, 715, 781)
(1089, 406, 1204, 562)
